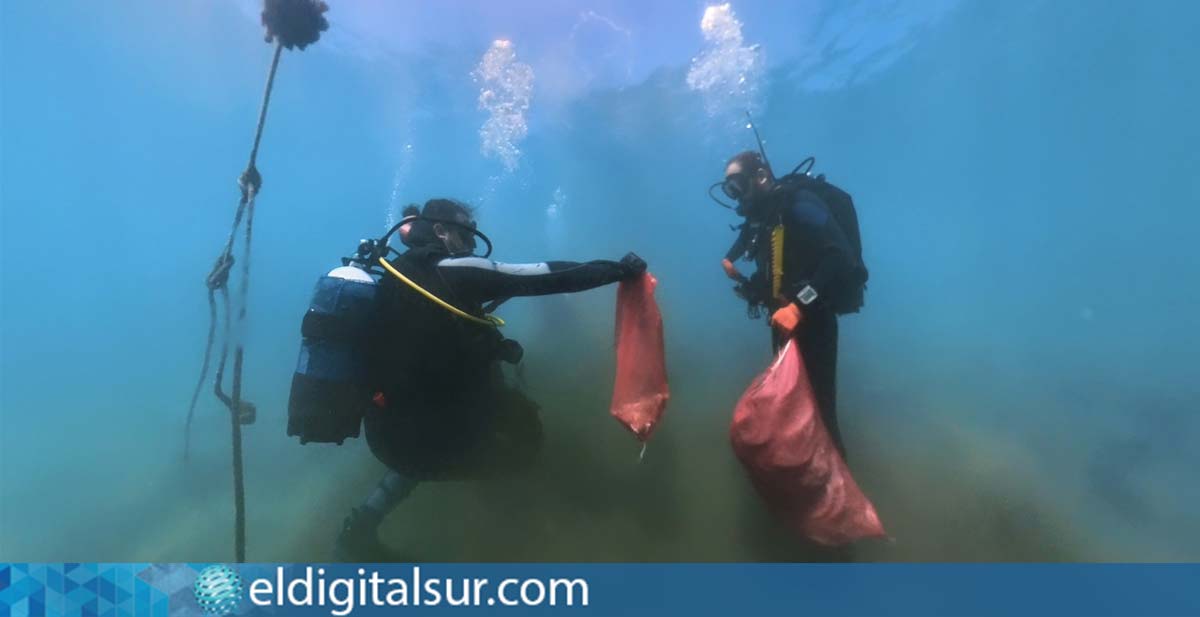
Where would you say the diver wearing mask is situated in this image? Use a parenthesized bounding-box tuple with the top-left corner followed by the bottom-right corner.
(338, 197, 646, 560)
(715, 151, 867, 458)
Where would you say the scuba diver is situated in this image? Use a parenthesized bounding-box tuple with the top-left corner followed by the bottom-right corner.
(712, 146, 868, 458)
(294, 198, 646, 559)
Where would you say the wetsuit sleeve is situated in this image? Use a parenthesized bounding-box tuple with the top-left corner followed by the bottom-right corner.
(784, 191, 857, 303)
(725, 225, 752, 261)
(435, 256, 625, 302)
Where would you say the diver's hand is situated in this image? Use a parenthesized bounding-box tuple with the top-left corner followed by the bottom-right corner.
(722, 258, 747, 283)
(770, 303, 804, 336)
(618, 252, 647, 280)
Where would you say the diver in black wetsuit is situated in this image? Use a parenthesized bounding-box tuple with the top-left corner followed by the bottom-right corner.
(337, 198, 646, 559)
(717, 151, 866, 458)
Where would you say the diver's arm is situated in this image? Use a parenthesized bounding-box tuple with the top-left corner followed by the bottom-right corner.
(436, 256, 630, 300)
(785, 193, 856, 304)
(725, 225, 752, 261)
(722, 225, 752, 283)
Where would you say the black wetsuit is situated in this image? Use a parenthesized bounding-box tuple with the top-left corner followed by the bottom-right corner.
(735, 186, 858, 456)
(366, 245, 628, 479)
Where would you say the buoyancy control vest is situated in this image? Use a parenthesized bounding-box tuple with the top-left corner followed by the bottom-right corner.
(774, 172, 869, 315)
(286, 236, 515, 446)
(371, 247, 503, 395)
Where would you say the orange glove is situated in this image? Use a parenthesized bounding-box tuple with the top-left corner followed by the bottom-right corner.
(770, 303, 804, 336)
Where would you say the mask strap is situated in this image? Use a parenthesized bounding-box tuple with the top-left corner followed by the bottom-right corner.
(380, 215, 493, 258)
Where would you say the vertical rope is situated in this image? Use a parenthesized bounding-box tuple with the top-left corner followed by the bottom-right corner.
(229, 182, 256, 563)
(223, 42, 280, 563)
(185, 42, 283, 563)
(183, 289, 219, 461)
(248, 43, 283, 169)
(219, 43, 278, 564)
(230, 346, 247, 563)
(213, 288, 233, 406)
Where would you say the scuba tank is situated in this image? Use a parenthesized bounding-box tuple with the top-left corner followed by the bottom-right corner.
(287, 246, 380, 445)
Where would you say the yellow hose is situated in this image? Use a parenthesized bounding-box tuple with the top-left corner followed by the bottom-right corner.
(378, 257, 504, 327)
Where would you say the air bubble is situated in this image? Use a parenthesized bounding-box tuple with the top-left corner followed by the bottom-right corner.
(473, 40, 534, 172)
(686, 4, 765, 119)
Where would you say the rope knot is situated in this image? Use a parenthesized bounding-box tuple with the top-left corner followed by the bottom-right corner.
(207, 253, 236, 290)
(238, 166, 263, 197)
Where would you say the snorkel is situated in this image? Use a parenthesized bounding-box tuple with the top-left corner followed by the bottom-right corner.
(747, 110, 773, 180)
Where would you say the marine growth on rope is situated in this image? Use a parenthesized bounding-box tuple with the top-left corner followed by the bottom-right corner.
(261, 0, 330, 50)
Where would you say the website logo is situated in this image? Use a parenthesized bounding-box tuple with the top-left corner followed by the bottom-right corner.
(193, 564, 244, 616)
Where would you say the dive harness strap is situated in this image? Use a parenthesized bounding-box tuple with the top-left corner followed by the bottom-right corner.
(769, 222, 819, 307)
(377, 257, 505, 328)
(770, 224, 785, 301)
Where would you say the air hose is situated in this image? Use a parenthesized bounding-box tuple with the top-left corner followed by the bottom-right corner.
(377, 258, 505, 327)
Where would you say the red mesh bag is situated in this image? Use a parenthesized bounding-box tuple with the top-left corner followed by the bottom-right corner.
(730, 339, 885, 546)
(610, 273, 669, 442)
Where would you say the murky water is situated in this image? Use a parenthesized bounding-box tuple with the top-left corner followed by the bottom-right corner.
(2, 0, 1197, 562)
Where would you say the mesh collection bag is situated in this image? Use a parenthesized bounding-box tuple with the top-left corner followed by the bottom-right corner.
(730, 339, 885, 546)
(610, 273, 669, 442)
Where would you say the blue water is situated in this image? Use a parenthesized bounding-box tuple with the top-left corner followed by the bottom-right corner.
(2, 0, 1197, 561)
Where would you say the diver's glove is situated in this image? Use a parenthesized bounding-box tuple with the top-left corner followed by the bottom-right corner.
(722, 258, 748, 283)
(770, 303, 805, 337)
(618, 252, 648, 280)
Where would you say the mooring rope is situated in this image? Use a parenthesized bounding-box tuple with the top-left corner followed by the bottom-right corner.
(183, 42, 280, 564)
(185, 0, 330, 564)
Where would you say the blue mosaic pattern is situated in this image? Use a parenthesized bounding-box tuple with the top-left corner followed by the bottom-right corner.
(0, 565, 306, 617)
(0, 564, 209, 617)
